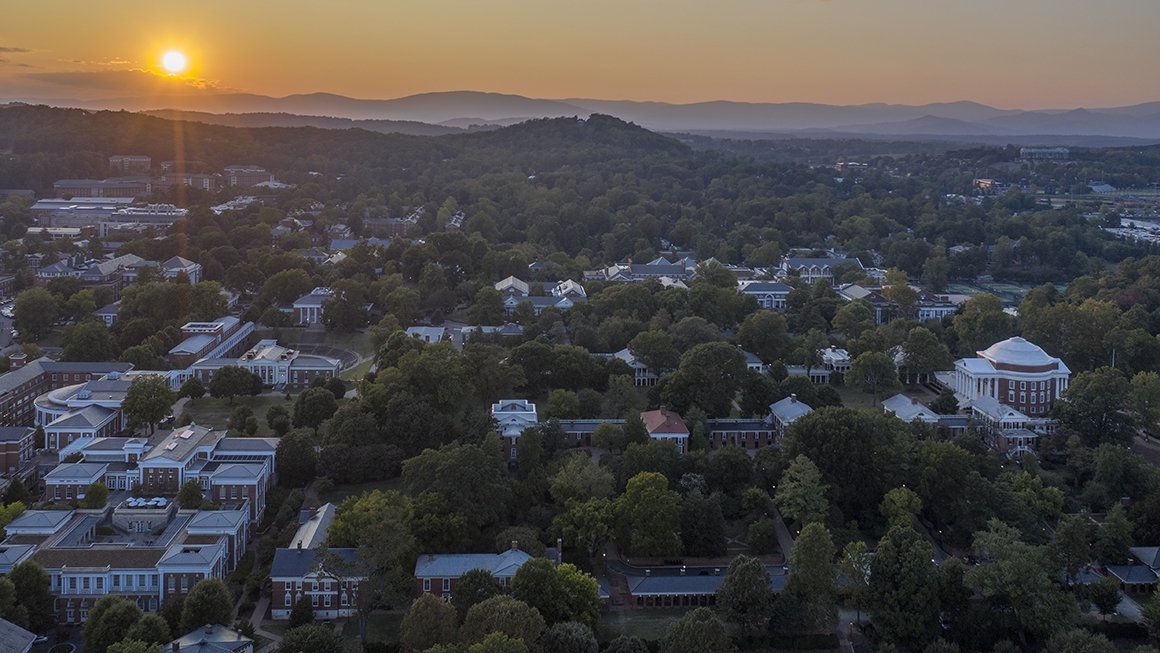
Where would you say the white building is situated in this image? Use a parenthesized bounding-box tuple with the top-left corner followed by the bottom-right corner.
(948, 337, 1070, 416)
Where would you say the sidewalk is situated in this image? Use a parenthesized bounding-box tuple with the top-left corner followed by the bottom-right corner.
(248, 595, 284, 653)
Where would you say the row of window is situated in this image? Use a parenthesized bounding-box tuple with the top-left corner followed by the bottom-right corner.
(283, 591, 351, 607)
(61, 573, 158, 592)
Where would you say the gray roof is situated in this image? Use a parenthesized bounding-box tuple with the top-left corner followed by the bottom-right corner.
(738, 281, 792, 293)
(707, 419, 772, 432)
(0, 617, 36, 653)
(213, 438, 278, 453)
(290, 503, 336, 550)
(557, 419, 624, 434)
(0, 427, 31, 442)
(5, 509, 75, 532)
(168, 624, 253, 653)
(414, 549, 532, 579)
(171, 334, 217, 356)
(628, 568, 786, 596)
(1132, 546, 1160, 569)
(770, 396, 813, 423)
(270, 547, 361, 578)
(185, 510, 248, 532)
(47, 405, 117, 429)
(1105, 565, 1158, 584)
(44, 461, 108, 482)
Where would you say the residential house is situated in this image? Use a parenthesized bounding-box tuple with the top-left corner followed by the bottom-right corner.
(270, 548, 364, 620)
(95, 301, 120, 327)
(779, 253, 862, 285)
(406, 327, 446, 343)
(292, 288, 334, 326)
(607, 348, 660, 386)
(705, 418, 776, 450)
(491, 400, 538, 462)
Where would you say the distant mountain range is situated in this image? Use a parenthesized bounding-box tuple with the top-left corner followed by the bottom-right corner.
(8, 90, 1160, 143)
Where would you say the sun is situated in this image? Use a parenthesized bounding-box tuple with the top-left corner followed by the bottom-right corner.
(161, 51, 187, 74)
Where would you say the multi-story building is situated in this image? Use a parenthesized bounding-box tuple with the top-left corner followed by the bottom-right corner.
(948, 336, 1070, 416)
(292, 288, 334, 325)
(0, 357, 133, 427)
(187, 340, 341, 390)
(769, 395, 813, 441)
(168, 317, 252, 369)
(108, 155, 152, 173)
(641, 409, 689, 455)
(737, 280, 792, 310)
(30, 198, 134, 226)
(270, 503, 363, 621)
(779, 253, 862, 285)
(223, 166, 275, 187)
(53, 177, 152, 199)
(0, 503, 248, 625)
(0, 427, 34, 476)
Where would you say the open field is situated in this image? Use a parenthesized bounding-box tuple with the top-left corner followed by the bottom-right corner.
(181, 395, 292, 435)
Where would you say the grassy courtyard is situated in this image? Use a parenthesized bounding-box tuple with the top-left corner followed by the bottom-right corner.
(180, 394, 292, 435)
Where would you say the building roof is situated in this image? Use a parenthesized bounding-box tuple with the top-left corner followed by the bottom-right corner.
(209, 463, 265, 482)
(628, 568, 786, 596)
(406, 327, 446, 340)
(290, 503, 337, 550)
(270, 547, 362, 579)
(168, 624, 253, 653)
(414, 548, 532, 579)
(142, 425, 222, 463)
(977, 337, 1067, 371)
(1132, 547, 1160, 569)
(969, 396, 1029, 422)
(737, 280, 792, 294)
(0, 427, 31, 442)
(495, 276, 530, 296)
(293, 287, 334, 308)
(171, 334, 217, 356)
(186, 510, 248, 532)
(882, 394, 940, 423)
(0, 617, 36, 653)
(640, 409, 689, 436)
(159, 541, 225, 568)
(770, 396, 813, 423)
(4, 509, 74, 533)
(213, 438, 278, 454)
(1106, 565, 1158, 585)
(44, 461, 108, 483)
(33, 546, 166, 571)
(46, 405, 118, 430)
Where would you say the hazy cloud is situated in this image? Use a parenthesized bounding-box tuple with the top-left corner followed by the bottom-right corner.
(23, 68, 220, 93)
(0, 46, 30, 53)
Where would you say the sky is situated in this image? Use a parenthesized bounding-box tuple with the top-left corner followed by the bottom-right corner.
(2, 0, 1158, 109)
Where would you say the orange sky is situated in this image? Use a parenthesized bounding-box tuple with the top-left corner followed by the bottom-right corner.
(2, 0, 1158, 108)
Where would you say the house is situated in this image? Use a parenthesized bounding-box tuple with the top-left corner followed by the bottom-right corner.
(0, 617, 37, 653)
(705, 419, 776, 450)
(915, 290, 960, 322)
(769, 395, 812, 440)
(495, 276, 531, 298)
(161, 256, 203, 284)
(491, 400, 538, 461)
(820, 347, 853, 374)
(406, 327, 446, 344)
(882, 394, 941, 425)
(271, 547, 363, 620)
(969, 396, 1042, 458)
(168, 317, 253, 369)
(784, 365, 831, 385)
(292, 288, 334, 325)
(95, 301, 120, 327)
(414, 545, 532, 598)
(166, 624, 253, 653)
(740, 350, 767, 374)
(607, 348, 659, 387)
(737, 280, 792, 310)
(641, 409, 689, 454)
(779, 253, 862, 285)
(626, 568, 786, 608)
(835, 284, 894, 325)
(949, 337, 1070, 416)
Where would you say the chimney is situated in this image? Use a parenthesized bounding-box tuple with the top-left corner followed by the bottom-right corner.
(204, 624, 213, 635)
(297, 541, 302, 551)
(789, 394, 797, 403)
(911, 397, 919, 405)
(510, 540, 519, 552)
(172, 644, 179, 653)
(10, 352, 26, 369)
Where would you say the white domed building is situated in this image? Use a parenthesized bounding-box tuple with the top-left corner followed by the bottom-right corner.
(949, 336, 1070, 415)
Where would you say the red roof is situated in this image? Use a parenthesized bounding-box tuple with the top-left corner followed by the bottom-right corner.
(640, 409, 689, 435)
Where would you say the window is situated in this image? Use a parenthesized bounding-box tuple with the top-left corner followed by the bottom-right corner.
(312, 594, 319, 607)
(66, 610, 74, 622)
(82, 577, 90, 590)
(285, 592, 292, 607)
(423, 578, 431, 592)
(443, 578, 451, 592)
(324, 595, 331, 607)
(69, 577, 77, 591)
(96, 577, 103, 590)
(341, 592, 349, 606)
(80, 608, 88, 620)
(1020, 381, 1026, 390)
(1019, 392, 1026, 404)
(1008, 391, 1015, 402)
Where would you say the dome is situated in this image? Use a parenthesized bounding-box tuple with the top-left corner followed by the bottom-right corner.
(977, 337, 1058, 367)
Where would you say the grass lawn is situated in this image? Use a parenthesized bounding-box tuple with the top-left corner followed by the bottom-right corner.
(597, 608, 689, 642)
(261, 623, 290, 638)
(181, 395, 293, 435)
(258, 328, 376, 358)
(317, 478, 404, 505)
(341, 358, 374, 381)
(835, 383, 933, 409)
(342, 611, 404, 647)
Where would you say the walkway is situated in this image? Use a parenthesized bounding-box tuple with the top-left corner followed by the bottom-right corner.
(769, 505, 796, 559)
(247, 595, 283, 653)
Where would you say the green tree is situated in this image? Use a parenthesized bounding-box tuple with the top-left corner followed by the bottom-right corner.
(929, 389, 960, 415)
(590, 423, 626, 453)
(179, 578, 233, 633)
(543, 389, 581, 420)
(604, 635, 650, 653)
(628, 330, 679, 375)
(1133, 371, 1160, 433)
(86, 596, 143, 653)
(276, 624, 344, 653)
(124, 614, 171, 645)
(82, 481, 109, 508)
(615, 472, 681, 557)
(288, 595, 314, 629)
(870, 525, 940, 647)
(13, 287, 60, 341)
(208, 366, 262, 404)
(660, 607, 733, 653)
(540, 622, 598, 653)
(62, 321, 119, 362)
(276, 429, 318, 488)
(952, 294, 1015, 354)
(679, 490, 726, 557)
(122, 376, 177, 433)
(746, 518, 778, 554)
(1044, 630, 1117, 653)
(1055, 367, 1137, 446)
(460, 596, 546, 647)
(107, 642, 160, 653)
(848, 351, 900, 403)
(775, 454, 829, 526)
(661, 342, 746, 417)
(900, 327, 953, 385)
(717, 554, 774, 636)
(8, 561, 54, 632)
(453, 569, 502, 623)
(737, 311, 791, 363)
(1088, 576, 1121, 620)
(832, 300, 876, 340)
(1095, 504, 1133, 564)
(551, 498, 613, 562)
(293, 387, 339, 434)
(400, 593, 458, 652)
(468, 286, 505, 326)
(781, 523, 836, 635)
(179, 376, 205, 401)
(1052, 514, 1094, 582)
(880, 487, 922, 529)
(3, 476, 29, 505)
(176, 479, 203, 509)
(1143, 591, 1160, 645)
(550, 455, 613, 506)
(467, 633, 528, 653)
(837, 540, 871, 623)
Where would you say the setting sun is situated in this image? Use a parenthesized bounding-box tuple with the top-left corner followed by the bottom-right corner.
(161, 50, 187, 74)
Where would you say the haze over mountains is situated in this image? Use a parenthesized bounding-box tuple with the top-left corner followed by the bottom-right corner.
(8, 90, 1160, 143)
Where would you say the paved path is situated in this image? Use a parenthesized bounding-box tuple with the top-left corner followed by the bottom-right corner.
(248, 595, 283, 652)
(769, 504, 796, 559)
(1117, 593, 1144, 623)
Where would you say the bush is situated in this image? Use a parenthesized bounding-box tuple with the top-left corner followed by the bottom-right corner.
(747, 518, 778, 554)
